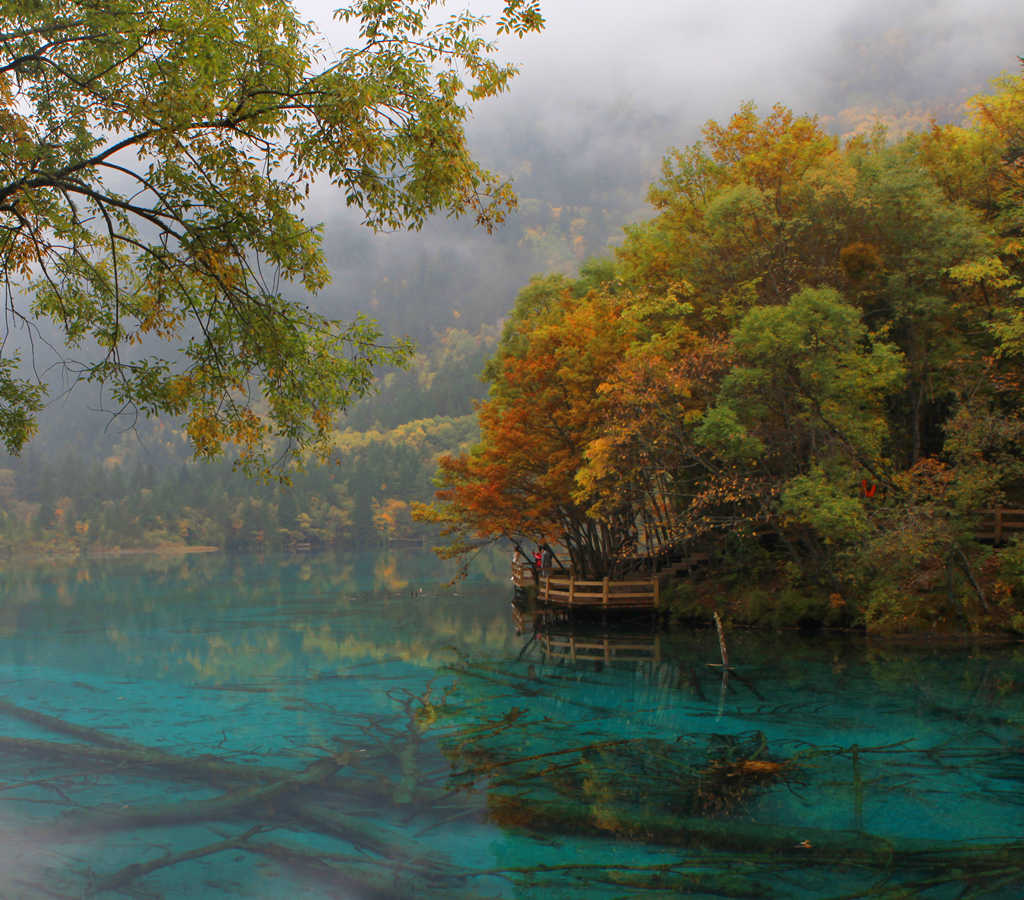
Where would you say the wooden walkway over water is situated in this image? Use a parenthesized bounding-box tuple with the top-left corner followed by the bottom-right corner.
(513, 562, 659, 610)
(512, 553, 708, 613)
(511, 507, 1024, 613)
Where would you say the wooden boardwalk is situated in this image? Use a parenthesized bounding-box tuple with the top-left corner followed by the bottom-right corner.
(548, 572, 660, 610)
(509, 506, 1024, 613)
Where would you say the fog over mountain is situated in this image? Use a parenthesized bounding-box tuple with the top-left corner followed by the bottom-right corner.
(8, 0, 1024, 454)
(304, 0, 1023, 121)
(297, 0, 1024, 334)
(488, 0, 1020, 115)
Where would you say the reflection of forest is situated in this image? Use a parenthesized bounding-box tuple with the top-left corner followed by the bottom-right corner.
(0, 550, 517, 678)
(436, 632, 1024, 898)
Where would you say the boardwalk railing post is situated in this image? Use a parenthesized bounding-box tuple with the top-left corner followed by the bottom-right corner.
(995, 508, 1004, 543)
(602, 577, 609, 608)
(653, 577, 660, 609)
(569, 575, 575, 607)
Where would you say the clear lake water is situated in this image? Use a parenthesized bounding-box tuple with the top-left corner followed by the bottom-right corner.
(0, 549, 1022, 898)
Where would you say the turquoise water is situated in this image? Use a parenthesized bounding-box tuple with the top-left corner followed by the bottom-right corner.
(0, 549, 1022, 898)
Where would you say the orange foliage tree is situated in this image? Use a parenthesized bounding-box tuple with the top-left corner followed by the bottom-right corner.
(433, 280, 689, 577)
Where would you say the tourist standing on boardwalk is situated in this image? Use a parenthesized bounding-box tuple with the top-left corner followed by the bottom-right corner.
(540, 545, 552, 577)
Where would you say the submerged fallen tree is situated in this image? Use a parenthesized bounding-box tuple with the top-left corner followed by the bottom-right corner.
(1, 687, 1021, 899)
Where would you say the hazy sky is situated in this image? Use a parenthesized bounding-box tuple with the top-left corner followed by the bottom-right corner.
(296, 0, 1024, 130)
(284, 0, 1024, 333)
(295, 0, 1024, 268)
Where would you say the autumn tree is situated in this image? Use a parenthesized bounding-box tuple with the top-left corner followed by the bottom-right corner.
(617, 102, 848, 325)
(0, 0, 543, 469)
(432, 272, 665, 577)
(570, 287, 721, 555)
(692, 288, 904, 584)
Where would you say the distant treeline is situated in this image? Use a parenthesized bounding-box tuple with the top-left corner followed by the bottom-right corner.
(0, 414, 478, 555)
(0, 326, 493, 554)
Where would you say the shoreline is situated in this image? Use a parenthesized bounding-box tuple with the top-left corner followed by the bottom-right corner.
(87, 544, 221, 557)
(0, 543, 221, 567)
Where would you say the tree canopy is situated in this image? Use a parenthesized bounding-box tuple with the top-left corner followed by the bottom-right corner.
(429, 65, 1024, 633)
(0, 0, 542, 469)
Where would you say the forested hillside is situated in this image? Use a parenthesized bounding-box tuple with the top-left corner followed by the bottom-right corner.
(0, 105, 663, 554)
(0, 360, 483, 555)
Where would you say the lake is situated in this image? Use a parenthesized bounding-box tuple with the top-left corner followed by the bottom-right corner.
(0, 549, 1022, 898)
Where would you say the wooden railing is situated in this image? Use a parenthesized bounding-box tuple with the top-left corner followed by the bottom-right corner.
(511, 559, 534, 589)
(977, 508, 1024, 542)
(655, 553, 710, 576)
(508, 507, 1024, 610)
(513, 562, 660, 609)
(541, 573, 660, 609)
